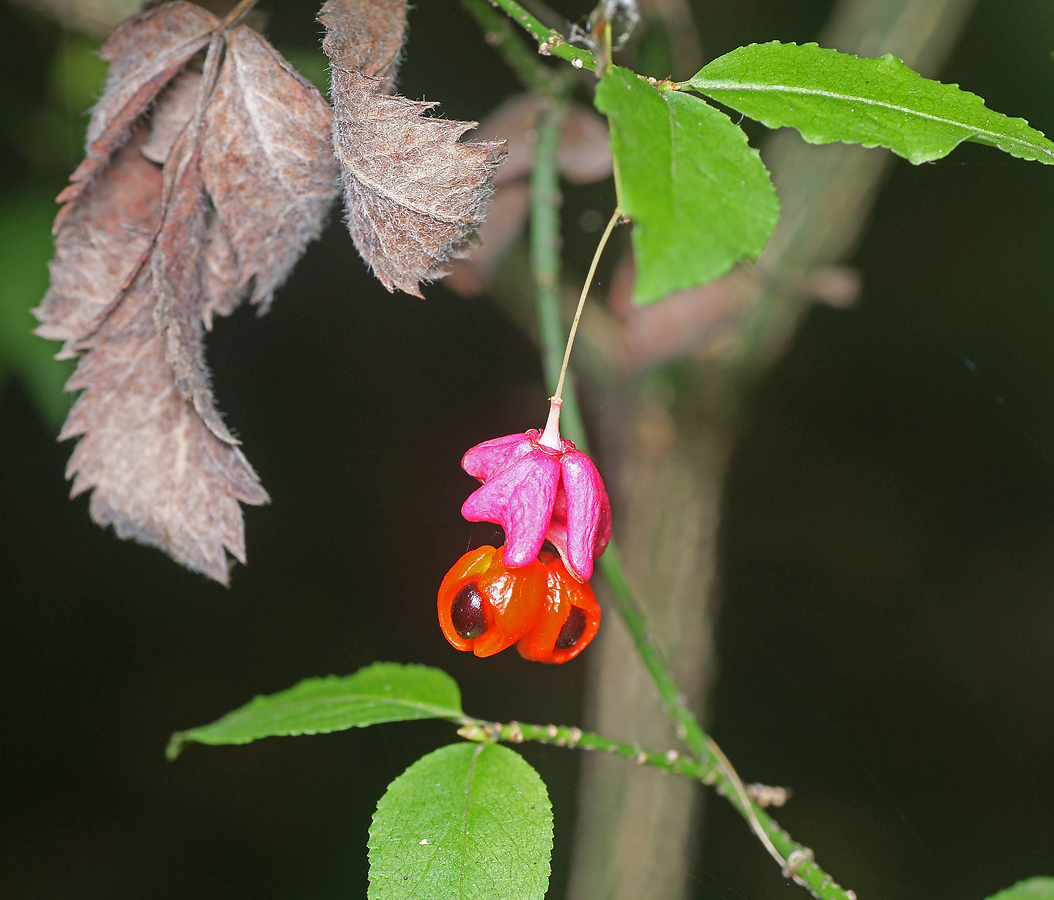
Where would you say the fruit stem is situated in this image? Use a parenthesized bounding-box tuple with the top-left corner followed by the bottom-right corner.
(548, 209, 619, 427)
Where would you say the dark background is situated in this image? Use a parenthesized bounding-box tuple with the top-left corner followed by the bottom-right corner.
(2, 1, 1054, 898)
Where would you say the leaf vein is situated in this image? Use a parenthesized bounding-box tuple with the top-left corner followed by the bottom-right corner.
(689, 79, 1054, 158)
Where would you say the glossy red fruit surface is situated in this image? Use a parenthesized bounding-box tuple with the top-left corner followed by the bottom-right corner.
(437, 546, 546, 657)
(516, 551, 601, 664)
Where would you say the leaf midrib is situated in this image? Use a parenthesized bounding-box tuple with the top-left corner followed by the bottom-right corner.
(195, 695, 461, 736)
(344, 161, 470, 224)
(458, 743, 485, 900)
(686, 78, 1054, 159)
(228, 33, 305, 207)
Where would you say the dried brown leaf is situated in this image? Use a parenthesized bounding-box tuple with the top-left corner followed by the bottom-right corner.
(36, 7, 343, 582)
(200, 215, 243, 330)
(39, 117, 266, 583)
(321, 0, 506, 296)
(200, 25, 339, 312)
(54, 1, 217, 230)
(62, 270, 267, 584)
(36, 128, 162, 356)
(318, 0, 405, 80)
(152, 129, 235, 444)
(141, 68, 202, 165)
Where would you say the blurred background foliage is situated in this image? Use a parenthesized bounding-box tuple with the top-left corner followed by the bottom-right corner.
(2, 1, 1054, 900)
(0, 28, 102, 431)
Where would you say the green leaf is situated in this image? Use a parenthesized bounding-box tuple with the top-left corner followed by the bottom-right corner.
(682, 42, 1054, 165)
(368, 742, 553, 900)
(594, 65, 779, 305)
(985, 878, 1054, 900)
(167, 663, 463, 759)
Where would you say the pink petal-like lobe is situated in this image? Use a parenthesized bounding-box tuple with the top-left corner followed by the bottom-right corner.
(461, 447, 561, 566)
(462, 433, 531, 481)
(544, 486, 571, 575)
(460, 427, 610, 579)
(555, 450, 611, 580)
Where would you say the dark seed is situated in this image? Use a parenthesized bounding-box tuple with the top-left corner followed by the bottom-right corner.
(555, 607, 587, 649)
(451, 583, 487, 639)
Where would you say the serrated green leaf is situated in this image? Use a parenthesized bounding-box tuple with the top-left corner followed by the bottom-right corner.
(368, 743, 553, 900)
(594, 65, 779, 305)
(985, 878, 1054, 900)
(167, 663, 463, 759)
(682, 42, 1054, 165)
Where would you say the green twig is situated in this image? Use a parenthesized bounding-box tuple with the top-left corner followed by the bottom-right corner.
(461, 0, 587, 441)
(459, 718, 858, 900)
(523, 99, 859, 900)
(482, 0, 598, 72)
(529, 100, 588, 442)
(471, 3, 857, 897)
(531, 100, 564, 386)
(520, 97, 818, 900)
(460, 0, 568, 93)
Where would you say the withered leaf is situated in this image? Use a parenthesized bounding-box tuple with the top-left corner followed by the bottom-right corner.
(321, 0, 506, 297)
(37, 129, 162, 356)
(200, 214, 243, 330)
(141, 68, 202, 165)
(152, 127, 233, 445)
(55, 1, 218, 230)
(201, 25, 340, 312)
(318, 0, 405, 81)
(37, 5, 340, 583)
(62, 269, 267, 582)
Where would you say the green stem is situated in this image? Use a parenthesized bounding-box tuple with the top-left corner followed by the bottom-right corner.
(459, 718, 858, 900)
(528, 135, 860, 900)
(459, 719, 715, 775)
(531, 101, 563, 387)
(460, 0, 568, 93)
(482, 0, 598, 72)
(472, 3, 856, 897)
(462, 0, 588, 443)
(529, 99, 587, 442)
